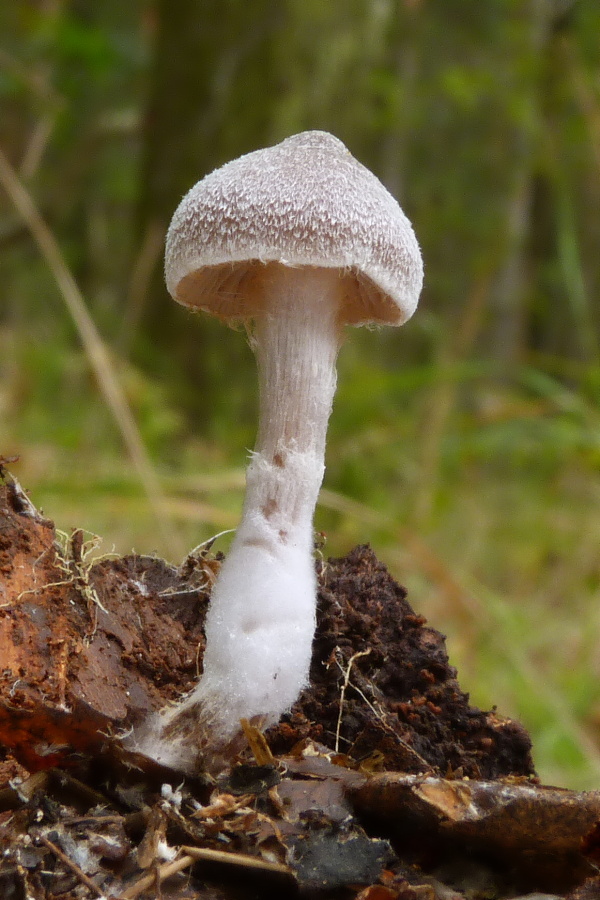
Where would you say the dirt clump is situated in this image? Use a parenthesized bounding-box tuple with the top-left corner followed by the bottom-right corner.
(0, 473, 531, 782)
(3, 464, 597, 900)
(270, 545, 533, 780)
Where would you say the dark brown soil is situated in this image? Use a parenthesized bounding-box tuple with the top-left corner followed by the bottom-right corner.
(0, 476, 532, 782)
(271, 546, 533, 780)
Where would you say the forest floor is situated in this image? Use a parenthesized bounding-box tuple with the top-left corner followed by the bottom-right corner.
(1, 461, 599, 900)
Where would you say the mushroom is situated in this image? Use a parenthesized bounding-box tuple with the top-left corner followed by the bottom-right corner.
(144, 131, 423, 771)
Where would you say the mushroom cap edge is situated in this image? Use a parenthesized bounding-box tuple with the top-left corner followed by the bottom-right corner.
(165, 130, 423, 326)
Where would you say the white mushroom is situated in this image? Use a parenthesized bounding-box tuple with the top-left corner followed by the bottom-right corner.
(144, 131, 423, 771)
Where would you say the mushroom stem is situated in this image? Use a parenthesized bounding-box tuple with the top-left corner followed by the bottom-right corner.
(145, 266, 343, 768)
(247, 263, 343, 546)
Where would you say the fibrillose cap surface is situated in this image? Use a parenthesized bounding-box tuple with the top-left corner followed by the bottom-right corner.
(165, 131, 423, 326)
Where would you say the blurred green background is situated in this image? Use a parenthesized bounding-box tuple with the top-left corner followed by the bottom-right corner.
(1, 0, 599, 789)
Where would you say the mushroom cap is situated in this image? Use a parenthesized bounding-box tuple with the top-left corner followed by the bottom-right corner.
(165, 131, 423, 325)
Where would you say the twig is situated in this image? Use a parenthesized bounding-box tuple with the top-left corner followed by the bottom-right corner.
(20, 112, 56, 180)
(338, 665, 387, 723)
(344, 666, 435, 773)
(180, 845, 293, 876)
(16, 579, 75, 602)
(119, 853, 197, 899)
(0, 145, 183, 562)
(35, 832, 104, 897)
(186, 528, 236, 558)
(332, 646, 434, 771)
(47, 769, 111, 811)
(334, 648, 372, 752)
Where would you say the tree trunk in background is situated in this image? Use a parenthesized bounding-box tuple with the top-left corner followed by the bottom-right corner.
(486, 156, 535, 365)
(485, 0, 599, 366)
(132, 0, 281, 426)
(139, 0, 282, 233)
(484, 0, 550, 366)
(530, 5, 600, 363)
(377, 1, 422, 201)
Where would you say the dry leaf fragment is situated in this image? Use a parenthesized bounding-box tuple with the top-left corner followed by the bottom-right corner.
(137, 804, 170, 868)
(276, 774, 353, 824)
